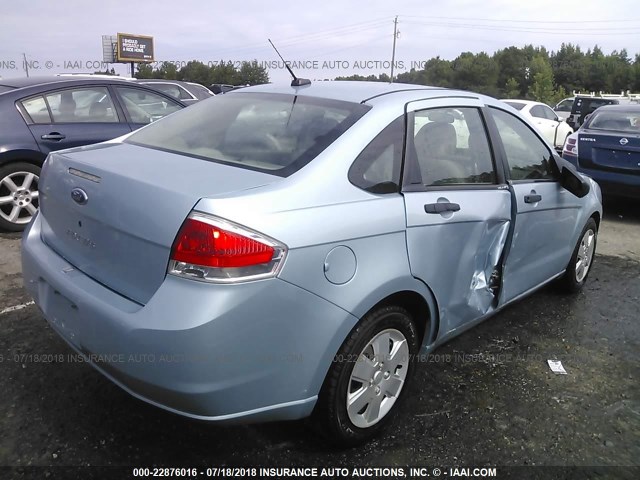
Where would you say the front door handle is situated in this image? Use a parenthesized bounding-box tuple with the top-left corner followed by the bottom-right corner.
(424, 202, 460, 214)
(524, 194, 542, 203)
(41, 133, 66, 141)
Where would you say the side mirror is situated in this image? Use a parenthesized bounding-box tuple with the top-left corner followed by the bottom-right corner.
(552, 155, 590, 198)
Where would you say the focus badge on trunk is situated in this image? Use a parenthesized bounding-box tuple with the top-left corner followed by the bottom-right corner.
(71, 188, 89, 205)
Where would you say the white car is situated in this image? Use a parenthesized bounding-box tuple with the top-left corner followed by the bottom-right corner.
(503, 99, 574, 150)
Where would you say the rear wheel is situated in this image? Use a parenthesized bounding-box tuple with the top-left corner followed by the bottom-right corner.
(0, 162, 41, 232)
(558, 218, 597, 293)
(312, 305, 419, 447)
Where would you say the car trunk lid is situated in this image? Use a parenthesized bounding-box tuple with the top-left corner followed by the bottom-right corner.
(39, 142, 277, 304)
(578, 131, 640, 175)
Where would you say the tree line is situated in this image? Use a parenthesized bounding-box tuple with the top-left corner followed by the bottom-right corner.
(135, 60, 269, 87)
(336, 43, 640, 106)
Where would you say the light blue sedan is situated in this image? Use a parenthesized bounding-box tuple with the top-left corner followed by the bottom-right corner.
(22, 81, 602, 446)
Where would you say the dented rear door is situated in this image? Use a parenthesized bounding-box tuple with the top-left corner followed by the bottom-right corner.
(402, 99, 511, 335)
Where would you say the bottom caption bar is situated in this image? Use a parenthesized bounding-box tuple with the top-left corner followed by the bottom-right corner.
(1, 465, 638, 480)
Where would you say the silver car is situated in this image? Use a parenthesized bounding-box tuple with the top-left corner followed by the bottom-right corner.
(22, 81, 602, 446)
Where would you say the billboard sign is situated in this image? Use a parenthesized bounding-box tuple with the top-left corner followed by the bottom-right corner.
(116, 33, 154, 62)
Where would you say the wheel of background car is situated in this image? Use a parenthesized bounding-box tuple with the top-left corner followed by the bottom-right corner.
(558, 218, 597, 293)
(311, 305, 419, 446)
(0, 162, 41, 232)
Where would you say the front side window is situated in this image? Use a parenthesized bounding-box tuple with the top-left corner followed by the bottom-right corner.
(490, 107, 555, 181)
(556, 99, 573, 112)
(541, 105, 558, 121)
(349, 116, 404, 193)
(530, 105, 546, 119)
(126, 92, 370, 176)
(412, 107, 496, 186)
(116, 87, 183, 124)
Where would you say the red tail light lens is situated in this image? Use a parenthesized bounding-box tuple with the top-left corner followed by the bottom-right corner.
(168, 213, 286, 282)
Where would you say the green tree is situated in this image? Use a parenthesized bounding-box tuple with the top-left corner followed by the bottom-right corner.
(177, 60, 211, 85)
(135, 64, 154, 79)
(154, 61, 178, 80)
(528, 55, 555, 104)
(236, 60, 269, 85)
(504, 77, 521, 98)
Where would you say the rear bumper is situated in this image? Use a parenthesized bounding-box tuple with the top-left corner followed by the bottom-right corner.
(22, 213, 358, 422)
(562, 154, 640, 199)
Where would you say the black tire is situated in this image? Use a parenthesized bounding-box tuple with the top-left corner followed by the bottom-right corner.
(0, 162, 41, 232)
(311, 305, 419, 447)
(558, 218, 597, 293)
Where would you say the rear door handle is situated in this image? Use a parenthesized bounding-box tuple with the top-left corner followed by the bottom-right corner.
(524, 194, 542, 203)
(41, 133, 66, 141)
(424, 202, 460, 214)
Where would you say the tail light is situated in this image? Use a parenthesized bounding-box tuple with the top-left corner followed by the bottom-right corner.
(562, 133, 579, 158)
(168, 212, 286, 283)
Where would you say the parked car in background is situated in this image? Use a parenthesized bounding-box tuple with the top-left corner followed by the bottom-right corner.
(0, 76, 185, 231)
(553, 97, 574, 121)
(563, 104, 640, 199)
(22, 81, 601, 447)
(503, 99, 574, 150)
(137, 79, 214, 105)
(566, 96, 625, 130)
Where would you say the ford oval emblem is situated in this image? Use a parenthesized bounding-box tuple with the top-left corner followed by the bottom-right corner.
(71, 188, 89, 205)
(620, 137, 629, 146)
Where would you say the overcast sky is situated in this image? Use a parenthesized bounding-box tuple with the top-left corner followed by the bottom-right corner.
(1, 0, 638, 84)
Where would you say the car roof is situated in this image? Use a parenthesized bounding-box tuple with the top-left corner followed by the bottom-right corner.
(235, 81, 445, 104)
(591, 104, 640, 113)
(0, 75, 131, 90)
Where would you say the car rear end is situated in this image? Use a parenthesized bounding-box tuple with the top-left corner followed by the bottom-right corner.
(21, 90, 373, 422)
(563, 106, 640, 199)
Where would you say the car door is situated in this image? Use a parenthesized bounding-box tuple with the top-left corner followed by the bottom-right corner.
(486, 106, 582, 303)
(529, 104, 557, 146)
(21, 86, 131, 155)
(113, 86, 183, 130)
(402, 98, 512, 335)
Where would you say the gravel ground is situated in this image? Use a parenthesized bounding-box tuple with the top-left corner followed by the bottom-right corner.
(0, 197, 638, 480)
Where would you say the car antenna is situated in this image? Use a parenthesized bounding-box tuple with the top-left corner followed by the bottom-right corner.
(268, 39, 311, 87)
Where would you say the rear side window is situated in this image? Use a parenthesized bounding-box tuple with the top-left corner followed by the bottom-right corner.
(126, 92, 370, 176)
(490, 107, 554, 181)
(44, 87, 119, 123)
(349, 116, 404, 194)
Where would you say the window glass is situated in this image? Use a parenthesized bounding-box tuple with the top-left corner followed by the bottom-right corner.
(126, 92, 370, 176)
(504, 101, 525, 111)
(542, 105, 557, 121)
(45, 87, 118, 123)
(490, 107, 554, 181)
(556, 99, 573, 112)
(349, 116, 404, 193)
(145, 83, 193, 101)
(530, 105, 546, 119)
(412, 107, 495, 186)
(587, 110, 640, 133)
(116, 87, 182, 124)
(21, 96, 51, 123)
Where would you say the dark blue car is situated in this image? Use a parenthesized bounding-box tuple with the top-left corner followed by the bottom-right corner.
(562, 104, 640, 199)
(0, 76, 185, 231)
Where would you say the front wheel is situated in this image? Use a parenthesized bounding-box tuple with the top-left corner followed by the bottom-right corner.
(0, 162, 41, 232)
(312, 305, 419, 447)
(558, 218, 597, 293)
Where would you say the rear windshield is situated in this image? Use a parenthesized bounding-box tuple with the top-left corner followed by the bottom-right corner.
(126, 92, 370, 176)
(504, 101, 525, 111)
(586, 110, 640, 133)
